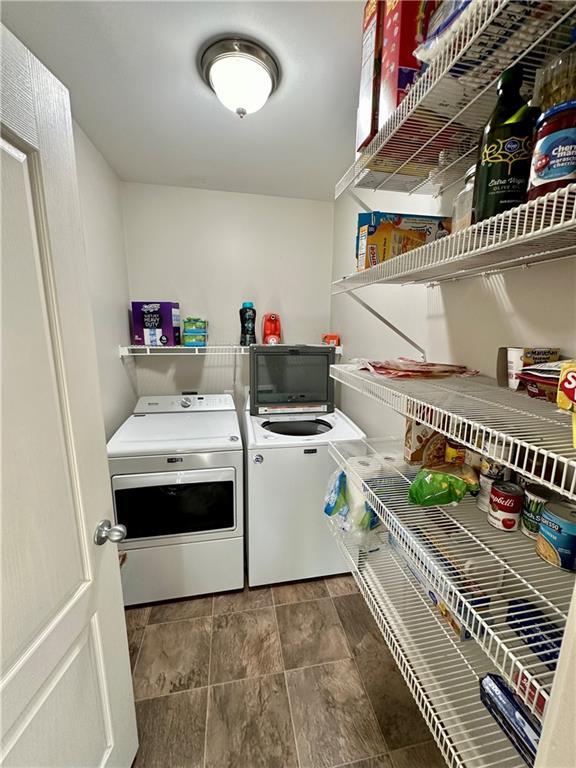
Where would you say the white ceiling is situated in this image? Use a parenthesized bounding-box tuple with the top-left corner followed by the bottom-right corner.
(2, 1, 363, 201)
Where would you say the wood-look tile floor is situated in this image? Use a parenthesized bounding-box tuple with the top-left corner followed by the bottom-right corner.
(127, 575, 447, 768)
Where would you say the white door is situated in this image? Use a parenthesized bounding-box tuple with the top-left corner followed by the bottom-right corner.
(1, 26, 137, 768)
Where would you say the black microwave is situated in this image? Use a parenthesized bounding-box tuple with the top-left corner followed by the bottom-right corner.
(249, 345, 335, 416)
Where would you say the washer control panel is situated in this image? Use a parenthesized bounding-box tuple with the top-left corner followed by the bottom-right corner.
(134, 394, 235, 413)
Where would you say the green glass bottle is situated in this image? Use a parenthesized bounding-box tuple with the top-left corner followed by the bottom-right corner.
(473, 65, 539, 222)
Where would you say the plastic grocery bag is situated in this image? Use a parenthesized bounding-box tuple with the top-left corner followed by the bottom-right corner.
(408, 463, 479, 506)
(324, 470, 379, 532)
(324, 470, 349, 522)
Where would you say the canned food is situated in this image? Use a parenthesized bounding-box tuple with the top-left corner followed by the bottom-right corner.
(488, 482, 524, 531)
(520, 485, 555, 540)
(480, 457, 511, 481)
(536, 500, 576, 571)
(477, 475, 495, 513)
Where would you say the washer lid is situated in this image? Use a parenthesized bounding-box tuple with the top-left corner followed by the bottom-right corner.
(134, 394, 235, 413)
(244, 408, 364, 448)
(107, 411, 242, 457)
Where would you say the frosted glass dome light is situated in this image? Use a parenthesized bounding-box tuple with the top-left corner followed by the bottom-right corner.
(200, 39, 280, 118)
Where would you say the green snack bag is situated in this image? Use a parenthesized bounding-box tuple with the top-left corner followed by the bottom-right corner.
(408, 463, 479, 507)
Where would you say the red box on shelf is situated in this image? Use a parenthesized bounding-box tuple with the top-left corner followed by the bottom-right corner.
(378, 0, 436, 129)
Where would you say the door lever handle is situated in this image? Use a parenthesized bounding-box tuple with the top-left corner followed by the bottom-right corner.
(94, 519, 127, 545)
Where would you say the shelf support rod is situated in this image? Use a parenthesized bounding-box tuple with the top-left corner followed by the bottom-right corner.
(348, 189, 372, 213)
(346, 292, 426, 361)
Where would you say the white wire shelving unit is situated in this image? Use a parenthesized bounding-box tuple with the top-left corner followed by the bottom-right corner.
(329, 439, 575, 730)
(336, 1, 576, 198)
(119, 344, 343, 358)
(330, 367, 576, 500)
(119, 344, 250, 357)
(331, 525, 526, 768)
(333, 184, 576, 290)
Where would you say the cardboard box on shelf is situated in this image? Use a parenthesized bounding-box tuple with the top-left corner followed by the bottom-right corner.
(378, 0, 438, 128)
(356, 0, 386, 151)
(131, 301, 181, 346)
(404, 416, 446, 465)
(496, 347, 560, 390)
(356, 211, 451, 270)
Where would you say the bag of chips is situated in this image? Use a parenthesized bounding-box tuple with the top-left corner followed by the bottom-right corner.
(408, 463, 479, 506)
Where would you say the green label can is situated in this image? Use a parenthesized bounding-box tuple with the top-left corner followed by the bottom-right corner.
(520, 484, 555, 540)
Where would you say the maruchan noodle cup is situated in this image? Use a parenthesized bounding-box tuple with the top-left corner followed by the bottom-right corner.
(488, 482, 524, 531)
(536, 500, 576, 571)
(480, 457, 511, 481)
(520, 485, 556, 540)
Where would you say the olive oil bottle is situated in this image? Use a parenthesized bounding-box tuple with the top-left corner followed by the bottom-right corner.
(473, 65, 539, 222)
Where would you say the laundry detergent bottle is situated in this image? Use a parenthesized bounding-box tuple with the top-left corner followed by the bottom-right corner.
(239, 301, 257, 346)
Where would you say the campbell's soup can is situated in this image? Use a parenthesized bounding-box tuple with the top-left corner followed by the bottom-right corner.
(487, 482, 524, 531)
(476, 475, 495, 513)
(480, 457, 511, 481)
(536, 500, 576, 571)
(520, 484, 556, 539)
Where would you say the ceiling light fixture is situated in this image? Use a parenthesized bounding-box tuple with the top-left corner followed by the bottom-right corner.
(200, 38, 280, 118)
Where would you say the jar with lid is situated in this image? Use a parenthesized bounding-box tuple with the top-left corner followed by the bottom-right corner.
(451, 164, 476, 233)
(528, 100, 576, 200)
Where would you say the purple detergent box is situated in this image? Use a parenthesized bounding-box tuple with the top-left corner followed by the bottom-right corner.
(131, 302, 181, 346)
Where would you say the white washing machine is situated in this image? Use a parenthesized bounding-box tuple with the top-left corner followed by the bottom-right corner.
(107, 394, 244, 605)
(244, 406, 364, 586)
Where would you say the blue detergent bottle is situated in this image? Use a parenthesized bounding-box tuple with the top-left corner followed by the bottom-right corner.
(239, 302, 257, 346)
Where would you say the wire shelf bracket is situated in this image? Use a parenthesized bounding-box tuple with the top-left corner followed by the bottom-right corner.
(345, 292, 427, 361)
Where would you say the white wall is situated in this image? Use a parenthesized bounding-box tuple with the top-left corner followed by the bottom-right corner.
(121, 183, 334, 399)
(330, 188, 576, 438)
(73, 123, 136, 437)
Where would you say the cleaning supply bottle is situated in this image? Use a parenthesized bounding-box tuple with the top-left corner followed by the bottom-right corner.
(473, 65, 539, 222)
(239, 302, 257, 346)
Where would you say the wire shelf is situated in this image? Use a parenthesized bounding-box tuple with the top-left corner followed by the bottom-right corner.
(119, 344, 343, 358)
(329, 438, 575, 727)
(336, 1, 576, 198)
(330, 367, 576, 500)
(331, 525, 525, 767)
(119, 345, 250, 357)
(333, 184, 576, 290)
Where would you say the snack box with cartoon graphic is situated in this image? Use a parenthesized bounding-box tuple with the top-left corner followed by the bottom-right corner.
(356, 211, 451, 271)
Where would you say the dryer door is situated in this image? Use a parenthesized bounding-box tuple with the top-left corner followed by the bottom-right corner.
(112, 467, 237, 547)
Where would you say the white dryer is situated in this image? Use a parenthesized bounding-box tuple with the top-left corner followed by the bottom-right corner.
(244, 407, 364, 586)
(107, 394, 244, 605)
